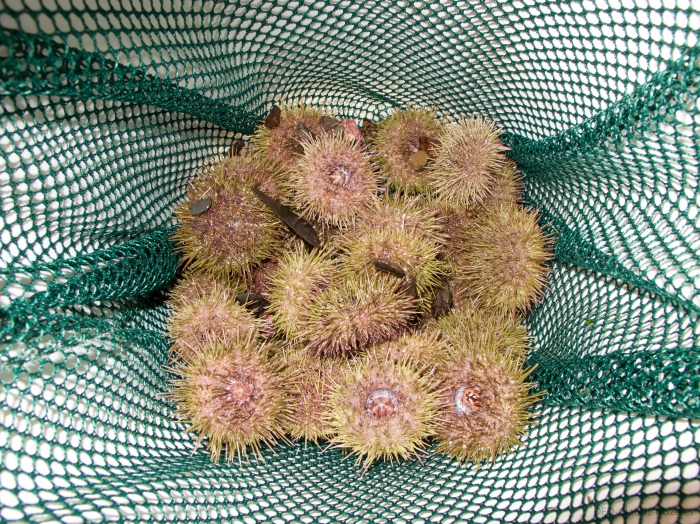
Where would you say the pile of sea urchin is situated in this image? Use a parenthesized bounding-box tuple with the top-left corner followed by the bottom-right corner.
(166, 103, 552, 471)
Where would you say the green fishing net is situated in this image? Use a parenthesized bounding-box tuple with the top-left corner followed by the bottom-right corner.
(1, 0, 699, 521)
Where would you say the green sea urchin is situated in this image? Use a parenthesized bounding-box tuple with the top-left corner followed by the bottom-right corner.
(371, 330, 448, 370)
(250, 104, 328, 171)
(171, 156, 285, 280)
(339, 217, 447, 304)
(167, 335, 290, 463)
(298, 273, 417, 357)
(451, 203, 552, 315)
(428, 116, 509, 208)
(373, 107, 443, 194)
(434, 339, 541, 463)
(283, 348, 344, 444)
(167, 285, 260, 358)
(168, 271, 244, 309)
(267, 244, 336, 341)
(289, 133, 379, 228)
(482, 159, 523, 209)
(327, 353, 437, 472)
(433, 303, 530, 363)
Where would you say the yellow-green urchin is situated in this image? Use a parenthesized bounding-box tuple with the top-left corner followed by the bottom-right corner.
(451, 203, 552, 315)
(361, 193, 445, 242)
(267, 244, 337, 342)
(434, 339, 541, 464)
(482, 159, 523, 209)
(431, 303, 530, 363)
(338, 223, 448, 307)
(250, 103, 328, 171)
(373, 106, 443, 194)
(167, 285, 260, 359)
(168, 270, 244, 309)
(283, 347, 345, 444)
(171, 156, 285, 280)
(298, 273, 418, 357)
(326, 352, 438, 472)
(166, 335, 290, 463)
(288, 133, 380, 228)
(220, 152, 288, 200)
(428, 116, 509, 208)
(370, 329, 448, 371)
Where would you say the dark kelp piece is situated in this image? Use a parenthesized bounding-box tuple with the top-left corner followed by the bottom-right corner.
(418, 136, 441, 156)
(229, 139, 245, 157)
(235, 292, 270, 317)
(296, 122, 316, 142)
(190, 198, 212, 216)
(265, 105, 281, 129)
(319, 116, 340, 134)
(431, 277, 453, 318)
(361, 118, 378, 142)
(399, 273, 417, 299)
(373, 258, 406, 278)
(252, 187, 322, 248)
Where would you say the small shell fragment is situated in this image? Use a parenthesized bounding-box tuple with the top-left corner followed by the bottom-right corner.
(190, 198, 212, 216)
(408, 150, 429, 172)
(319, 116, 340, 134)
(265, 105, 281, 129)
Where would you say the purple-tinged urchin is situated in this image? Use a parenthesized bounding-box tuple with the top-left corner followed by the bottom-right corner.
(166, 334, 291, 464)
(267, 244, 337, 342)
(338, 196, 448, 308)
(429, 301, 531, 363)
(288, 133, 380, 228)
(171, 156, 285, 281)
(250, 104, 328, 172)
(167, 283, 260, 359)
(168, 270, 244, 309)
(372, 106, 443, 194)
(451, 203, 552, 316)
(370, 329, 448, 371)
(482, 159, 523, 209)
(282, 347, 346, 444)
(434, 335, 541, 464)
(428, 116, 509, 208)
(297, 273, 418, 357)
(326, 352, 438, 473)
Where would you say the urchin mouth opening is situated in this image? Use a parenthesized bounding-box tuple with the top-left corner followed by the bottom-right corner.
(365, 388, 399, 418)
(327, 164, 352, 187)
(224, 378, 254, 404)
(455, 385, 481, 417)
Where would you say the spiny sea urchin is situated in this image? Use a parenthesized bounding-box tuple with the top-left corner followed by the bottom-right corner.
(298, 273, 417, 357)
(250, 104, 328, 171)
(482, 159, 523, 209)
(339, 220, 447, 305)
(428, 116, 509, 208)
(167, 335, 290, 463)
(373, 106, 443, 194)
(451, 203, 552, 315)
(371, 330, 448, 370)
(327, 352, 437, 472)
(361, 193, 445, 242)
(432, 303, 530, 363)
(288, 133, 379, 228)
(167, 285, 260, 359)
(168, 270, 244, 309)
(434, 339, 541, 464)
(171, 156, 285, 280)
(283, 347, 345, 444)
(267, 244, 336, 341)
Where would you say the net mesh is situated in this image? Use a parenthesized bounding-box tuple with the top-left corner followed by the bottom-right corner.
(1, 0, 699, 521)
